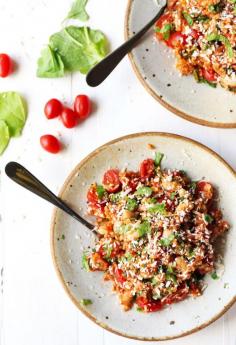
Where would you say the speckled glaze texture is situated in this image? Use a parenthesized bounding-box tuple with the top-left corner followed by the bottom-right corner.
(51, 133, 236, 341)
(125, 0, 236, 128)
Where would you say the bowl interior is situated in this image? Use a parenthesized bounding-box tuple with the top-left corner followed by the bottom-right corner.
(52, 133, 236, 340)
(125, 0, 236, 127)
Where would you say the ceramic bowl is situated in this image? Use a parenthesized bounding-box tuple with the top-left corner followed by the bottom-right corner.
(51, 132, 236, 341)
(125, 0, 236, 128)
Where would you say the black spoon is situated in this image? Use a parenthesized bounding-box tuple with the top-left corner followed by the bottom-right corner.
(86, 1, 167, 87)
(5, 162, 94, 231)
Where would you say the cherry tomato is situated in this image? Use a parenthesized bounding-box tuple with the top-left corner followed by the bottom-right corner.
(74, 95, 91, 120)
(140, 159, 155, 179)
(201, 68, 217, 82)
(40, 135, 61, 154)
(167, 32, 186, 48)
(196, 181, 213, 200)
(44, 99, 63, 119)
(61, 107, 78, 128)
(155, 13, 172, 40)
(136, 297, 162, 312)
(103, 169, 121, 193)
(114, 268, 126, 284)
(0, 54, 12, 78)
(87, 185, 99, 204)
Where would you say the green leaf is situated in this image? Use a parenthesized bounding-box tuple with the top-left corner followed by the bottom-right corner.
(96, 185, 105, 199)
(137, 221, 151, 237)
(125, 198, 138, 211)
(170, 192, 176, 200)
(211, 271, 219, 280)
(136, 186, 153, 197)
(80, 299, 92, 306)
(148, 203, 166, 215)
(0, 92, 27, 137)
(49, 26, 108, 74)
(160, 24, 173, 40)
(154, 152, 164, 166)
(207, 32, 233, 58)
(82, 253, 90, 271)
(159, 233, 175, 247)
(182, 12, 193, 26)
(65, 0, 89, 22)
(204, 214, 214, 223)
(110, 192, 121, 203)
(37, 45, 64, 78)
(0, 120, 10, 155)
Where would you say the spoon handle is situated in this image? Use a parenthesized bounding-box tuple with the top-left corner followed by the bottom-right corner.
(5, 162, 94, 230)
(86, 3, 166, 87)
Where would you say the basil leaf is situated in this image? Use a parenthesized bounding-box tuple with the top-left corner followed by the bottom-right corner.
(82, 253, 90, 271)
(154, 152, 164, 166)
(0, 92, 27, 137)
(182, 12, 193, 26)
(137, 221, 151, 237)
(65, 0, 89, 22)
(136, 186, 153, 197)
(49, 26, 108, 74)
(37, 45, 64, 78)
(207, 32, 233, 58)
(204, 214, 214, 223)
(148, 203, 166, 215)
(126, 198, 138, 211)
(96, 185, 105, 199)
(0, 120, 10, 155)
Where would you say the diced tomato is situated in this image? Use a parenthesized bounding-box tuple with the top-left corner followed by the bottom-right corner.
(163, 284, 189, 305)
(125, 171, 140, 191)
(87, 185, 99, 204)
(136, 297, 163, 312)
(201, 68, 217, 82)
(167, 32, 187, 48)
(189, 29, 201, 40)
(114, 268, 126, 284)
(196, 181, 214, 200)
(140, 159, 155, 179)
(103, 169, 121, 193)
(155, 13, 172, 40)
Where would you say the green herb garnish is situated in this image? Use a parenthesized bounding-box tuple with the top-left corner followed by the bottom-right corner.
(136, 186, 153, 197)
(148, 203, 166, 215)
(126, 198, 138, 211)
(80, 299, 92, 306)
(110, 192, 121, 203)
(156, 24, 173, 40)
(159, 233, 175, 247)
(182, 12, 193, 26)
(137, 221, 151, 237)
(82, 253, 90, 271)
(211, 271, 219, 280)
(204, 214, 214, 223)
(96, 185, 105, 199)
(207, 32, 233, 58)
(154, 152, 164, 166)
(170, 192, 176, 200)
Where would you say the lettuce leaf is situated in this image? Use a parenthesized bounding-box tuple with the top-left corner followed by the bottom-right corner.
(49, 26, 108, 74)
(37, 45, 64, 78)
(65, 0, 89, 21)
(0, 120, 10, 155)
(0, 92, 27, 137)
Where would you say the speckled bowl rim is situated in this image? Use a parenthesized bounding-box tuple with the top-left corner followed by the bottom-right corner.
(51, 132, 236, 341)
(124, 1, 236, 129)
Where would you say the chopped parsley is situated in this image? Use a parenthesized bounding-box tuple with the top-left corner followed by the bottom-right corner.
(96, 185, 105, 199)
(80, 299, 92, 306)
(136, 186, 153, 197)
(211, 271, 219, 280)
(148, 203, 166, 215)
(125, 198, 138, 211)
(82, 253, 90, 271)
(154, 152, 164, 166)
(204, 214, 214, 223)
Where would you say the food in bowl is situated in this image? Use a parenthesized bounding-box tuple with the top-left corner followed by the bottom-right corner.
(155, 0, 236, 91)
(83, 153, 229, 312)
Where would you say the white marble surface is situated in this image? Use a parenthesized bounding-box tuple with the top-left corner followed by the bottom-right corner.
(0, 0, 236, 344)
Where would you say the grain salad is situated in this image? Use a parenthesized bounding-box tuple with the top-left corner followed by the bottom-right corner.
(155, 0, 236, 91)
(83, 154, 229, 312)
